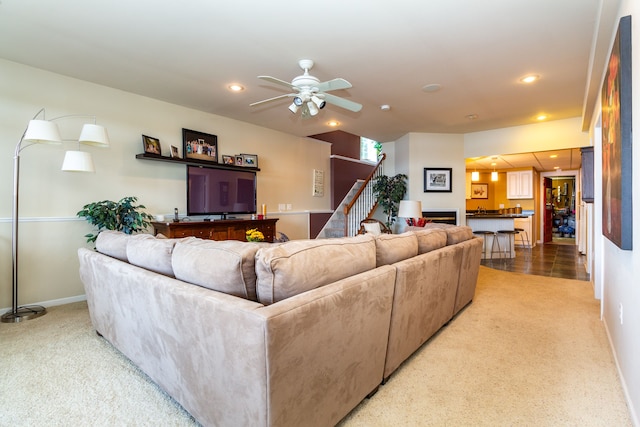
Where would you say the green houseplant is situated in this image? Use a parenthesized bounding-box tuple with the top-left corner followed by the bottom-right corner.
(77, 196, 155, 243)
(372, 173, 408, 228)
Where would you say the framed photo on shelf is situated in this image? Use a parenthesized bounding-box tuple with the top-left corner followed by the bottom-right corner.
(424, 167, 452, 192)
(241, 154, 258, 168)
(471, 183, 488, 199)
(170, 145, 179, 158)
(182, 128, 218, 163)
(222, 155, 235, 165)
(142, 135, 162, 156)
(234, 155, 244, 166)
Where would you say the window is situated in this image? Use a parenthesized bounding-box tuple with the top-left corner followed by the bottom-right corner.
(360, 137, 381, 162)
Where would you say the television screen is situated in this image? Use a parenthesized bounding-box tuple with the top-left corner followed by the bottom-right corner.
(187, 166, 257, 216)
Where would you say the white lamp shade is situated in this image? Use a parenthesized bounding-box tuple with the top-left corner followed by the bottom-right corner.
(471, 171, 480, 181)
(78, 124, 110, 147)
(23, 119, 62, 144)
(61, 150, 95, 172)
(491, 171, 499, 181)
(397, 200, 422, 218)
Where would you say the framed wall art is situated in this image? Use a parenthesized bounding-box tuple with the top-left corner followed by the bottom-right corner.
(222, 155, 235, 165)
(424, 168, 452, 192)
(471, 183, 488, 199)
(601, 15, 632, 250)
(142, 135, 162, 156)
(170, 145, 179, 158)
(182, 128, 218, 163)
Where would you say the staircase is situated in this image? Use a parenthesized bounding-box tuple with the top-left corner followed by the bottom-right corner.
(316, 154, 386, 238)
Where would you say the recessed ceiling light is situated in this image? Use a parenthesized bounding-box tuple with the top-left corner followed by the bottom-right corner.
(536, 114, 548, 121)
(327, 120, 340, 127)
(550, 154, 558, 158)
(422, 83, 441, 93)
(520, 74, 540, 84)
(228, 84, 244, 92)
(466, 114, 478, 120)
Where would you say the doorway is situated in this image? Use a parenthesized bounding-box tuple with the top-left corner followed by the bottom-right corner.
(543, 175, 577, 245)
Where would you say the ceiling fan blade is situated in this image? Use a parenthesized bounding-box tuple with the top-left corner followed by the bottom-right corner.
(316, 78, 352, 92)
(257, 76, 298, 90)
(249, 93, 294, 107)
(322, 93, 363, 112)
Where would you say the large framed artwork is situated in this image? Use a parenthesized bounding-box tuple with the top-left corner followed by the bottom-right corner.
(601, 15, 632, 250)
(424, 168, 452, 192)
(183, 128, 218, 163)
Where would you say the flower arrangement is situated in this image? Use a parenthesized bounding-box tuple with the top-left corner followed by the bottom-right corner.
(246, 228, 265, 242)
(406, 217, 431, 227)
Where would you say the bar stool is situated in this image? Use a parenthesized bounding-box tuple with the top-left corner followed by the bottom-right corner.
(497, 230, 518, 260)
(473, 230, 501, 259)
(514, 227, 531, 249)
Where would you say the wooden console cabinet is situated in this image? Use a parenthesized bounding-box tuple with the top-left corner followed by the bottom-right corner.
(151, 219, 278, 242)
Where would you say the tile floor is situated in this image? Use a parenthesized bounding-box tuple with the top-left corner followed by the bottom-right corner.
(481, 240, 590, 281)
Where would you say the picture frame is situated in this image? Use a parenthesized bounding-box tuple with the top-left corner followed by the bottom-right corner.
(241, 153, 258, 168)
(142, 135, 162, 156)
(234, 155, 244, 166)
(222, 155, 235, 165)
(170, 145, 179, 158)
(471, 183, 488, 199)
(601, 15, 633, 250)
(424, 168, 452, 192)
(182, 128, 218, 163)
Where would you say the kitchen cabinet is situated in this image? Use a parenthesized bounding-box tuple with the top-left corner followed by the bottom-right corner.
(507, 170, 533, 199)
(580, 147, 594, 203)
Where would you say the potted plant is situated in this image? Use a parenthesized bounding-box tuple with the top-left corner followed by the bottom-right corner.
(372, 173, 408, 228)
(77, 196, 155, 243)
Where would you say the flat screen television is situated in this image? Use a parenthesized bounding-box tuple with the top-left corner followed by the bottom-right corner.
(187, 166, 257, 217)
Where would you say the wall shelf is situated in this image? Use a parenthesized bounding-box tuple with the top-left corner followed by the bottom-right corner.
(135, 153, 260, 171)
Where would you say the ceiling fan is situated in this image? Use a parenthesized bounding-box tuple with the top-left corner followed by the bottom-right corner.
(250, 59, 362, 118)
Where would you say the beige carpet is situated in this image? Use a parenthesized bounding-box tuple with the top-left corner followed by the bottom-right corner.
(0, 267, 631, 426)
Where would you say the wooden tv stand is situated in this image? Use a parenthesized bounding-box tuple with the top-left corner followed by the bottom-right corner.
(151, 218, 278, 242)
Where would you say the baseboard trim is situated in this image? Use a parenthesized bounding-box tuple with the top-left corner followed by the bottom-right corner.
(1, 294, 86, 315)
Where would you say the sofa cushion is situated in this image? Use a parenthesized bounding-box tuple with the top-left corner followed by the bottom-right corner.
(127, 236, 193, 277)
(95, 230, 153, 262)
(444, 226, 474, 245)
(410, 228, 448, 254)
(255, 234, 376, 305)
(374, 232, 419, 266)
(171, 239, 269, 301)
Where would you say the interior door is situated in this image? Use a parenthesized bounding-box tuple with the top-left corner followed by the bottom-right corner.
(543, 177, 553, 243)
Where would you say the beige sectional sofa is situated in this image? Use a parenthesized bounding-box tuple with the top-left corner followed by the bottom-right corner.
(78, 225, 482, 427)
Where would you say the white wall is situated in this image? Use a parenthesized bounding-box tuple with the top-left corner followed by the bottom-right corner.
(587, 1, 640, 424)
(0, 59, 331, 309)
(395, 133, 466, 224)
(464, 117, 590, 157)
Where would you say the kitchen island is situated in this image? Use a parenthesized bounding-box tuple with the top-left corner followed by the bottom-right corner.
(466, 214, 531, 259)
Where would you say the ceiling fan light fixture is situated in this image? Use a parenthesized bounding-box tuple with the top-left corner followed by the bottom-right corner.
(293, 96, 303, 106)
(307, 101, 319, 116)
(288, 102, 299, 114)
(311, 95, 326, 109)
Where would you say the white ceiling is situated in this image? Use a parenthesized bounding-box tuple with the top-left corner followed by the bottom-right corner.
(0, 1, 617, 148)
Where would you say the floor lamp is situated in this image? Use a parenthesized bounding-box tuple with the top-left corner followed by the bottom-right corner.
(1, 108, 109, 323)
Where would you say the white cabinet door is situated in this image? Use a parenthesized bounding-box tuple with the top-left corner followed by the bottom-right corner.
(507, 170, 533, 199)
